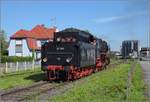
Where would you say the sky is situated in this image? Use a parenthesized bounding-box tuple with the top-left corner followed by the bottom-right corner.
(0, 0, 150, 51)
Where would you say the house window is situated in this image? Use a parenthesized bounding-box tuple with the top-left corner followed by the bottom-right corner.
(15, 45, 22, 52)
(15, 40, 22, 56)
(16, 40, 22, 45)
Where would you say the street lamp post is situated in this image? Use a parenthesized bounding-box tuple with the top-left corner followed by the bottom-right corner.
(147, 1, 150, 64)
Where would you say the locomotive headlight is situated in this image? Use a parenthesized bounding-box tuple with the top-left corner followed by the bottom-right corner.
(43, 58, 47, 62)
(57, 37, 61, 42)
(66, 57, 72, 63)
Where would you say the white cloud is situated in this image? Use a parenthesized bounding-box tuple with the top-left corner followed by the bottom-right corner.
(94, 11, 148, 23)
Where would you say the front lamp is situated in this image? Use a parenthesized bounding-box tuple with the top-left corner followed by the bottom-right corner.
(43, 58, 47, 62)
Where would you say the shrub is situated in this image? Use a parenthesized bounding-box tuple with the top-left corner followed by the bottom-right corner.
(1, 56, 33, 63)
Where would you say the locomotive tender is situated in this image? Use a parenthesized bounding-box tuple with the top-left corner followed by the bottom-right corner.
(41, 28, 110, 80)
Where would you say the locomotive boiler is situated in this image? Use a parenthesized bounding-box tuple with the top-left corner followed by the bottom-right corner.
(41, 28, 109, 80)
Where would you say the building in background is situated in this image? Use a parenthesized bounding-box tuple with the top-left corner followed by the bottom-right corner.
(140, 47, 150, 61)
(8, 25, 56, 59)
(121, 40, 139, 58)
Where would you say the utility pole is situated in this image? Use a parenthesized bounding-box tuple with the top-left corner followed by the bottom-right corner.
(148, 0, 150, 63)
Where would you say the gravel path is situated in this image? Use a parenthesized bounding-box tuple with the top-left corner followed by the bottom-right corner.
(140, 61, 150, 100)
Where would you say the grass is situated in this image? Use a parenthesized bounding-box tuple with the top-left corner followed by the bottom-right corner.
(0, 61, 147, 102)
(50, 62, 147, 102)
(129, 63, 148, 101)
(0, 68, 45, 90)
(50, 63, 131, 102)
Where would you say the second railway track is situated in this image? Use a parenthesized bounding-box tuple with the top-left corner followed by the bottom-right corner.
(0, 81, 67, 102)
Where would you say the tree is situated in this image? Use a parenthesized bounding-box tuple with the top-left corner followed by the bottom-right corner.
(0, 30, 8, 56)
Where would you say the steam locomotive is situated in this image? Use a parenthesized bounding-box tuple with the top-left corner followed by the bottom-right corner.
(41, 28, 110, 80)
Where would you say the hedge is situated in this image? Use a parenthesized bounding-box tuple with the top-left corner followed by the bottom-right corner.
(1, 56, 33, 63)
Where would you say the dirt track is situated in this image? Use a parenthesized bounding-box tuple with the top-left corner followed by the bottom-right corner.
(140, 61, 150, 100)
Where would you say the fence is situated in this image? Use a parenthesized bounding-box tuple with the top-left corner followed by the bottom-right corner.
(0, 61, 41, 75)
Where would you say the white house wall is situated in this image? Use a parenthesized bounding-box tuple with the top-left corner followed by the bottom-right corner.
(37, 40, 41, 47)
(8, 39, 16, 56)
(22, 39, 32, 56)
(8, 39, 32, 57)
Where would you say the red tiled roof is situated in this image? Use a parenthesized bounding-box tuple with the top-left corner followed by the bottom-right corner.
(30, 25, 55, 39)
(10, 25, 56, 50)
(26, 38, 38, 50)
(10, 25, 56, 39)
(10, 29, 32, 38)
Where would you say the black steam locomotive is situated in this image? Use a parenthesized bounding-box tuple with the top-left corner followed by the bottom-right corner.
(41, 28, 110, 80)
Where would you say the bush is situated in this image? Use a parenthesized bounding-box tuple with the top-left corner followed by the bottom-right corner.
(1, 56, 33, 63)
(1, 50, 8, 56)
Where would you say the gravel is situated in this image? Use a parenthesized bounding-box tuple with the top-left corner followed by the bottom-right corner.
(140, 61, 150, 100)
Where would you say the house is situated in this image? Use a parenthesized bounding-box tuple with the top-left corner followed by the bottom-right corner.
(8, 25, 57, 59)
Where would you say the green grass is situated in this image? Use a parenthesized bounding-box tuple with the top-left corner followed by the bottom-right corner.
(129, 63, 148, 102)
(50, 63, 131, 102)
(50, 62, 147, 102)
(0, 68, 45, 90)
(0, 61, 147, 102)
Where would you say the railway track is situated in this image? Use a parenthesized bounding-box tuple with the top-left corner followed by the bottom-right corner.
(0, 60, 125, 102)
(0, 81, 66, 102)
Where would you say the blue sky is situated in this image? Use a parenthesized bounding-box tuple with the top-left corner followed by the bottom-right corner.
(1, 0, 149, 51)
